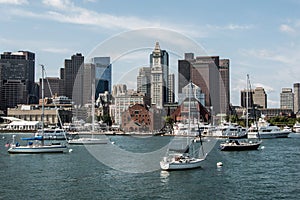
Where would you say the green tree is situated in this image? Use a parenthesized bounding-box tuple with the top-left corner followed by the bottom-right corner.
(101, 114, 112, 126)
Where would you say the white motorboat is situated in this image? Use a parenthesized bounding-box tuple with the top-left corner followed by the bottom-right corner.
(173, 123, 200, 136)
(8, 65, 68, 154)
(293, 123, 300, 133)
(248, 117, 290, 139)
(214, 122, 247, 139)
(35, 128, 69, 140)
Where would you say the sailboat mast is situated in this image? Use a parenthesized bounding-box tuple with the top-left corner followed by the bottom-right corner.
(41, 64, 45, 145)
(246, 74, 249, 130)
(188, 81, 191, 136)
(92, 79, 95, 133)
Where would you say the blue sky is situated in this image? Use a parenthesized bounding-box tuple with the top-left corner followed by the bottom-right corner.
(1, 0, 300, 107)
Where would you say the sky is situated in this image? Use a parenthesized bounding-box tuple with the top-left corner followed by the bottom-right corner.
(1, 0, 300, 108)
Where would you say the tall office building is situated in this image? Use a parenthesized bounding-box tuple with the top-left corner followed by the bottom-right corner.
(253, 87, 267, 108)
(63, 53, 84, 101)
(150, 42, 169, 108)
(168, 74, 175, 103)
(82, 63, 96, 105)
(178, 53, 227, 115)
(91, 57, 112, 94)
(293, 83, 300, 113)
(241, 89, 254, 108)
(280, 88, 294, 110)
(137, 67, 151, 97)
(178, 59, 191, 94)
(0, 51, 35, 112)
(39, 77, 63, 98)
(219, 59, 230, 114)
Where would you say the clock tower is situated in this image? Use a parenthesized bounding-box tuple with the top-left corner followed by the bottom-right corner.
(150, 42, 169, 108)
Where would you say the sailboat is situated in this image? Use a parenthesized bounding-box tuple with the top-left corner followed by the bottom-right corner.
(7, 65, 68, 154)
(160, 82, 207, 170)
(220, 74, 261, 151)
(68, 79, 109, 145)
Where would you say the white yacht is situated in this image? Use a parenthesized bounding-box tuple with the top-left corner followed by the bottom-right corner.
(35, 128, 69, 140)
(210, 121, 247, 138)
(173, 123, 200, 136)
(293, 123, 300, 133)
(248, 117, 290, 139)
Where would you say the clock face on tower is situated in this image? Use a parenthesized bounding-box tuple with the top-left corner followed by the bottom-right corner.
(154, 58, 159, 64)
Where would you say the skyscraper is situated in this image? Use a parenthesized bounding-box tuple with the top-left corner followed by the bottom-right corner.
(63, 53, 84, 101)
(91, 57, 112, 94)
(219, 59, 230, 114)
(82, 63, 96, 105)
(293, 83, 300, 113)
(137, 67, 151, 98)
(0, 51, 35, 113)
(241, 89, 254, 108)
(178, 53, 228, 115)
(253, 87, 267, 108)
(39, 77, 63, 98)
(280, 88, 294, 110)
(168, 74, 175, 103)
(150, 42, 169, 108)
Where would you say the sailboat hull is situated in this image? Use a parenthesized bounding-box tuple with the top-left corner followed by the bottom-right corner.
(8, 145, 67, 154)
(160, 157, 205, 170)
(220, 141, 261, 151)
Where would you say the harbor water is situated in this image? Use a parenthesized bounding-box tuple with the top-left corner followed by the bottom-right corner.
(1, 133, 300, 200)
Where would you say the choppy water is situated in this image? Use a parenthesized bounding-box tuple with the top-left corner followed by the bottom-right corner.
(1, 133, 300, 200)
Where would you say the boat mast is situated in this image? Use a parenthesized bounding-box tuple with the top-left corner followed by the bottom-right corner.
(188, 81, 191, 136)
(246, 74, 249, 130)
(41, 64, 45, 145)
(91, 78, 95, 135)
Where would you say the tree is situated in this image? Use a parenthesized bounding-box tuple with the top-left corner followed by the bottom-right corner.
(101, 114, 112, 126)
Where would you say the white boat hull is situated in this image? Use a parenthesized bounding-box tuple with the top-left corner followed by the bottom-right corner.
(160, 157, 205, 170)
(8, 144, 67, 154)
(248, 131, 290, 139)
(68, 138, 109, 145)
(294, 128, 300, 133)
(160, 153, 207, 171)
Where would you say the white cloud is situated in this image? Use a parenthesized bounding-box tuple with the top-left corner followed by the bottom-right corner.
(0, 0, 27, 5)
(41, 47, 73, 54)
(239, 48, 299, 65)
(2, 0, 252, 39)
(279, 24, 296, 34)
(253, 83, 275, 93)
(42, 0, 73, 10)
(206, 24, 254, 31)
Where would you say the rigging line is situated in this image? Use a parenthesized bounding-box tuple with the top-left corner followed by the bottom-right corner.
(191, 82, 205, 157)
(247, 74, 260, 141)
(43, 68, 68, 141)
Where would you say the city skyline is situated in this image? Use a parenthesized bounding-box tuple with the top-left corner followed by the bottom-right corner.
(1, 0, 300, 107)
